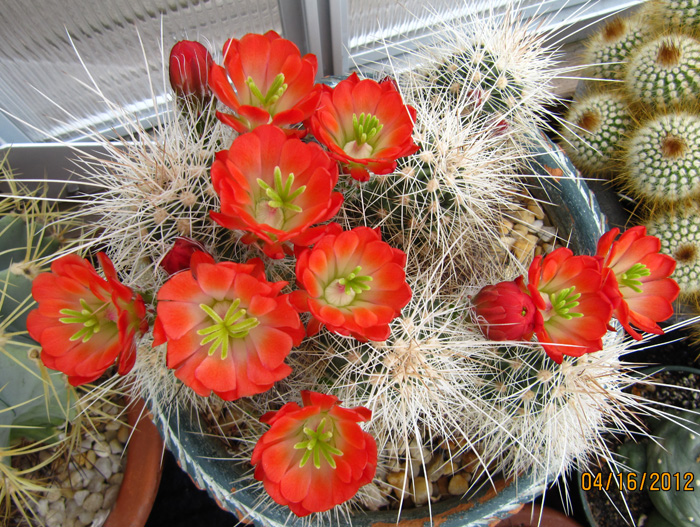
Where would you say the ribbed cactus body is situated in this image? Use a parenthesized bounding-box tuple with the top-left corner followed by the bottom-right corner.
(562, 92, 633, 173)
(623, 111, 700, 203)
(432, 44, 524, 115)
(645, 207, 700, 297)
(584, 15, 650, 80)
(625, 33, 700, 108)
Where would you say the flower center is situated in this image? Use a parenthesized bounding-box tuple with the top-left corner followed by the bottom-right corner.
(547, 287, 583, 320)
(294, 417, 343, 469)
(197, 299, 259, 359)
(323, 266, 373, 307)
(618, 263, 651, 293)
(246, 73, 287, 109)
(343, 112, 383, 158)
(255, 166, 306, 229)
(59, 299, 112, 343)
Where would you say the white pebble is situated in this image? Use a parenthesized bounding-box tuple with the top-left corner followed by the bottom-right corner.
(105, 421, 121, 431)
(73, 489, 89, 507)
(83, 492, 104, 512)
(109, 438, 124, 455)
(66, 499, 80, 520)
(46, 513, 65, 527)
(103, 484, 120, 509)
(117, 425, 130, 444)
(88, 478, 105, 493)
(109, 472, 124, 486)
(78, 510, 95, 525)
(36, 498, 49, 516)
(94, 441, 111, 458)
(46, 487, 62, 501)
(95, 457, 113, 480)
(69, 470, 84, 487)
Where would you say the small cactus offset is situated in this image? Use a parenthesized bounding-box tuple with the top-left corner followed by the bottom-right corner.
(561, 91, 633, 174)
(583, 14, 650, 81)
(645, 411, 700, 526)
(621, 111, 700, 205)
(625, 33, 700, 109)
(645, 205, 700, 298)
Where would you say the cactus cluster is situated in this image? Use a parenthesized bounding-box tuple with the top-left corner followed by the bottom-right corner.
(564, 5, 700, 308)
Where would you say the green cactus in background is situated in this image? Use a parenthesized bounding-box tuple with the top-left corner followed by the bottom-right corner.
(0, 174, 80, 523)
(649, 0, 700, 30)
(561, 91, 633, 174)
(625, 33, 700, 109)
(622, 111, 700, 204)
(0, 210, 75, 452)
(645, 205, 700, 298)
(583, 14, 650, 81)
(645, 410, 700, 526)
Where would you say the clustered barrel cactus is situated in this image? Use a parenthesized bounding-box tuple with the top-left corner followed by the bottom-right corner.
(1, 4, 688, 526)
(563, 2, 700, 305)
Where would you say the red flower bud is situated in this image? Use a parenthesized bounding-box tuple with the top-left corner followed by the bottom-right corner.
(169, 40, 213, 103)
(159, 237, 209, 275)
(472, 277, 541, 341)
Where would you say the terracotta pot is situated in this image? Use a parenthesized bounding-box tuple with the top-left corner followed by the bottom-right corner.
(492, 504, 583, 527)
(104, 398, 164, 527)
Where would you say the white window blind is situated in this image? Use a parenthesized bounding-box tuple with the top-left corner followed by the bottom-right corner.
(0, 0, 283, 144)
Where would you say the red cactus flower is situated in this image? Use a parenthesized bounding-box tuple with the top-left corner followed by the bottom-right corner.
(596, 226, 680, 340)
(527, 248, 613, 364)
(209, 31, 321, 135)
(26, 253, 147, 386)
(309, 73, 419, 182)
(210, 125, 343, 259)
(472, 277, 542, 341)
(169, 40, 214, 104)
(159, 237, 210, 275)
(290, 225, 411, 341)
(153, 251, 304, 400)
(251, 390, 377, 517)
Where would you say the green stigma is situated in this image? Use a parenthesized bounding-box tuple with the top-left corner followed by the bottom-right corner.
(257, 167, 306, 214)
(197, 299, 259, 359)
(337, 265, 373, 295)
(619, 263, 651, 293)
(548, 287, 583, 320)
(293, 418, 343, 469)
(59, 299, 107, 343)
(352, 112, 383, 145)
(246, 73, 287, 107)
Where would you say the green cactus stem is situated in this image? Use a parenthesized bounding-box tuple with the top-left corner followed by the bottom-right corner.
(622, 111, 700, 204)
(645, 206, 700, 298)
(646, 410, 700, 526)
(584, 15, 650, 81)
(562, 92, 632, 174)
(625, 33, 700, 109)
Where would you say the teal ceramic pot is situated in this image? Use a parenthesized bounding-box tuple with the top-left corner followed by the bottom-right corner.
(151, 132, 607, 527)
